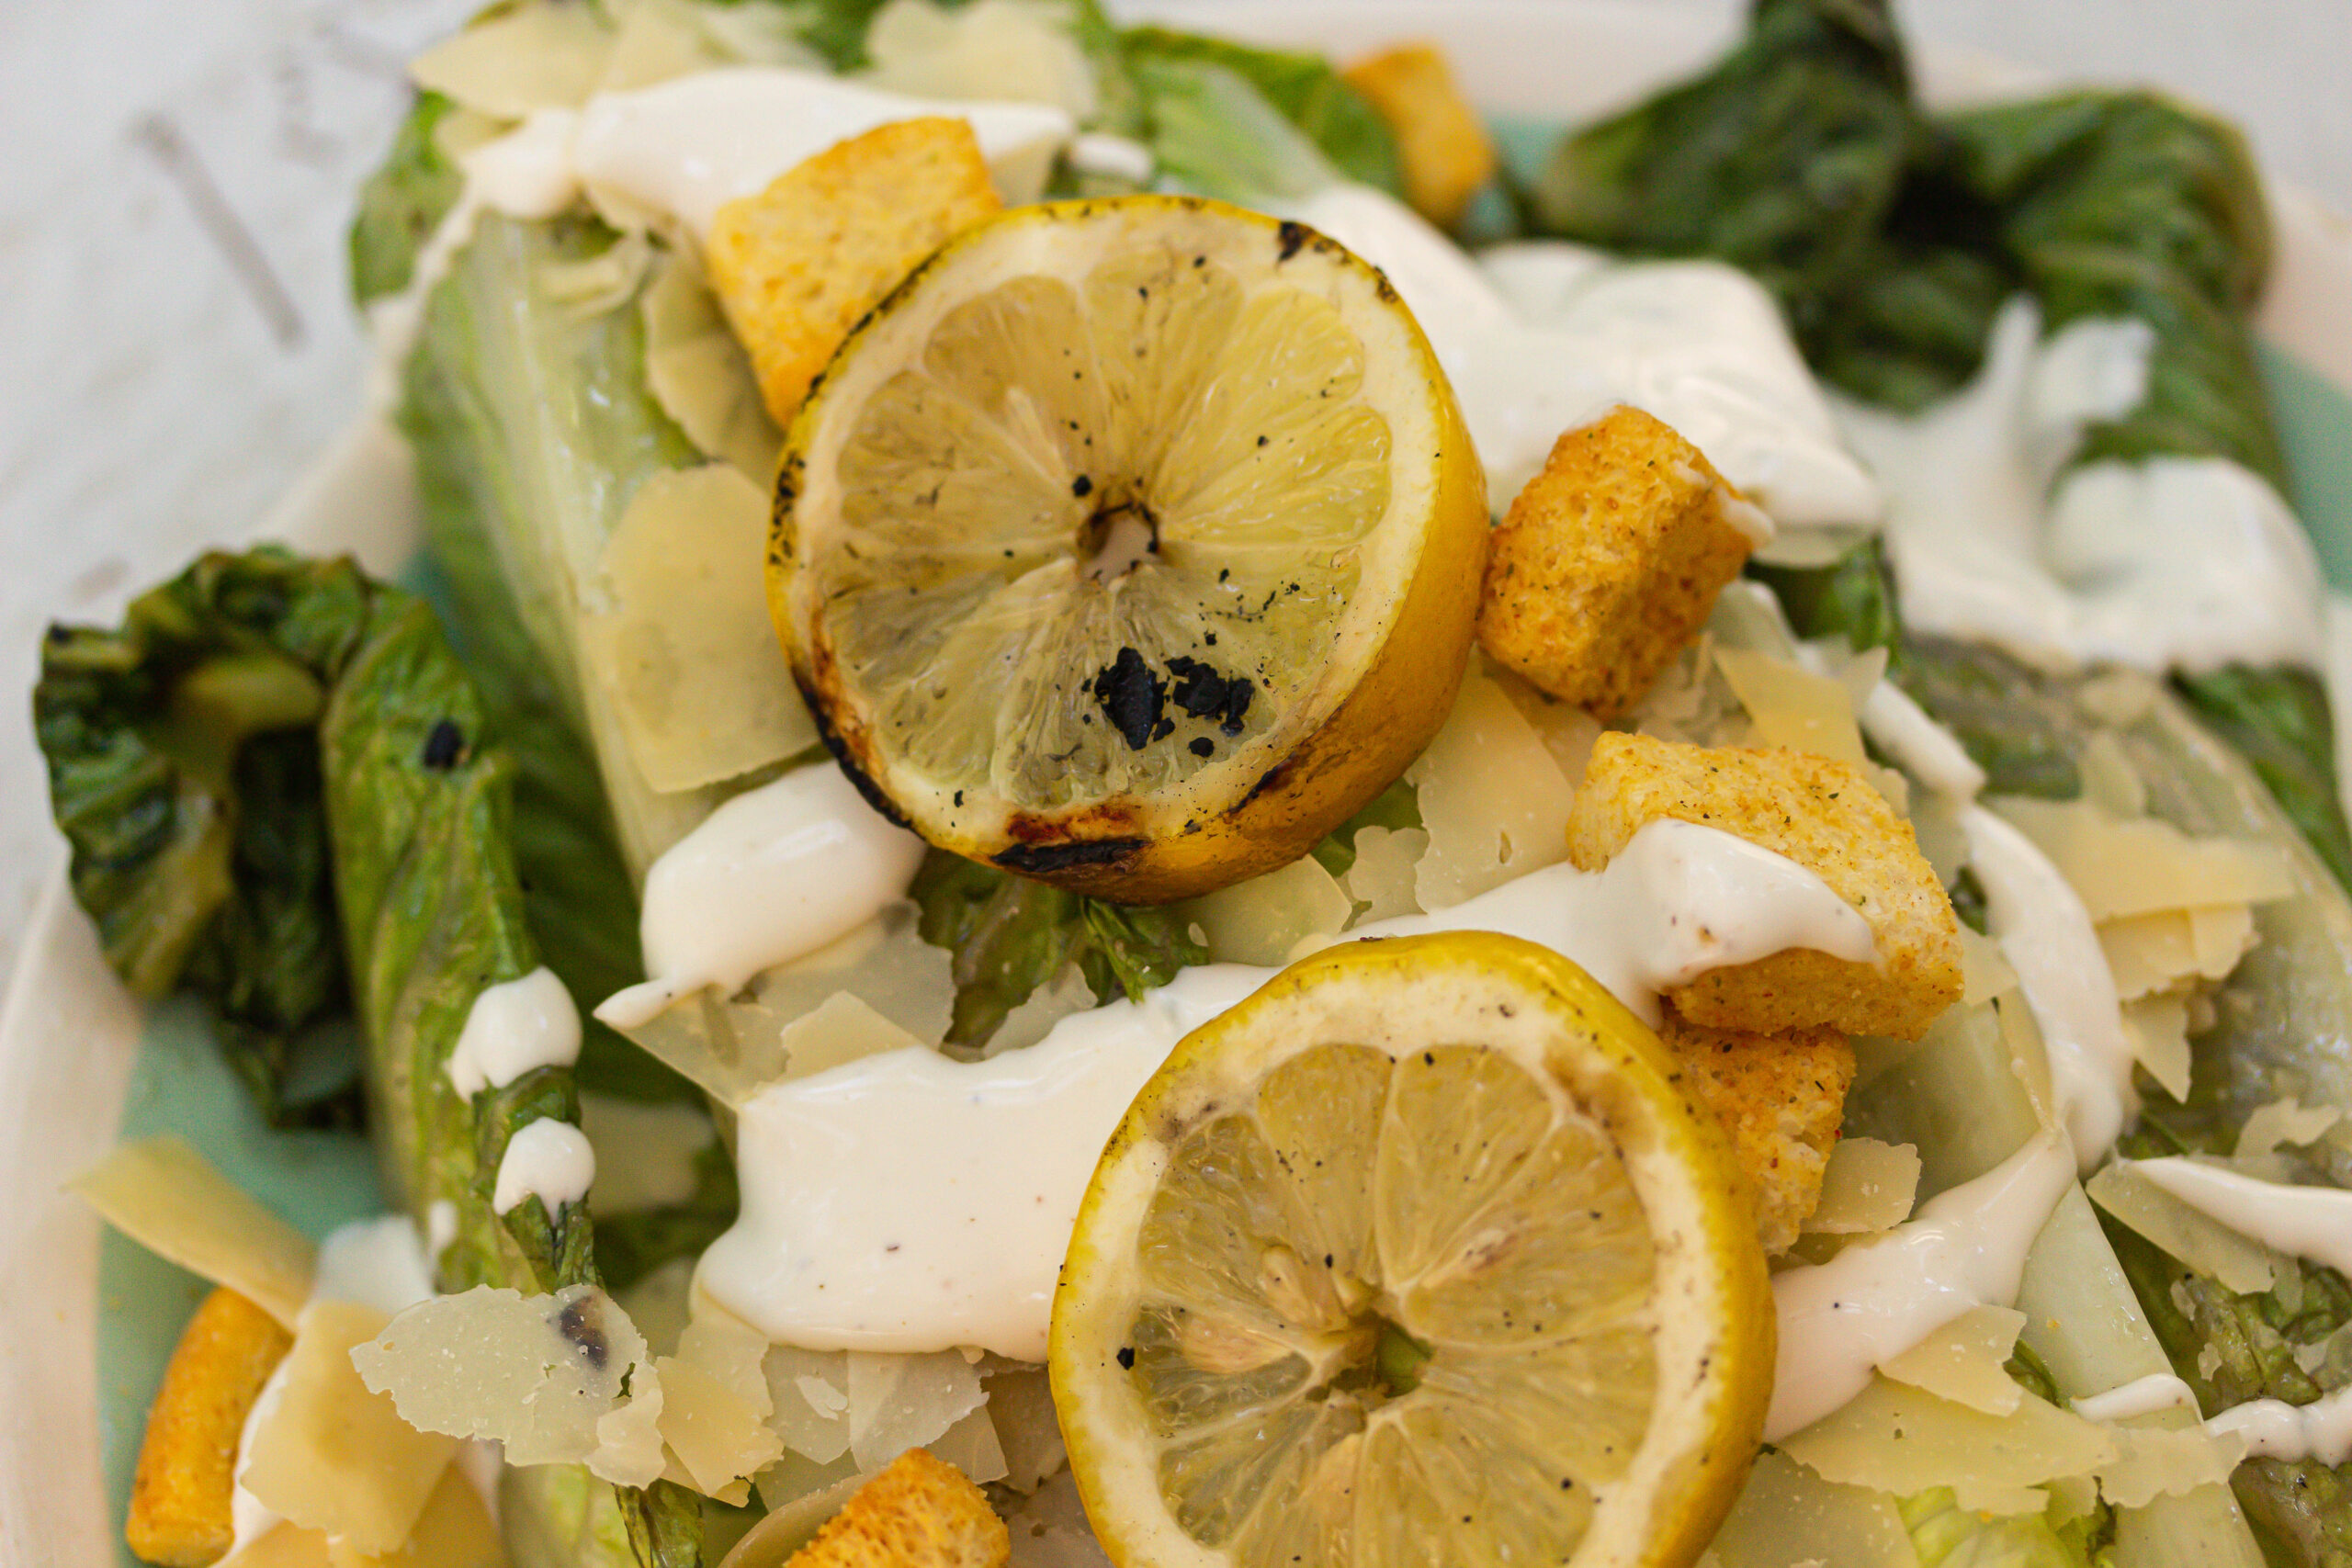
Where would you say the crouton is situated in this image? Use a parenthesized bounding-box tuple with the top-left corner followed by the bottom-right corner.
(128, 1287, 293, 1568)
(1661, 1009, 1855, 1256)
(788, 1449, 1008, 1568)
(1570, 733, 1962, 1040)
(1476, 408, 1760, 719)
(707, 118, 1001, 429)
(1340, 42, 1498, 229)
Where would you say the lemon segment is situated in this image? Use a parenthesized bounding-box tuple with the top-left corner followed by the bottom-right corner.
(1051, 933, 1773, 1568)
(771, 196, 1487, 901)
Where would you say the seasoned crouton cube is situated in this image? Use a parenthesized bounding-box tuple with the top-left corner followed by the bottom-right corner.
(1570, 732, 1962, 1039)
(788, 1449, 1008, 1568)
(128, 1287, 293, 1567)
(707, 118, 1001, 429)
(1661, 1009, 1855, 1257)
(1476, 408, 1760, 719)
(1340, 42, 1498, 229)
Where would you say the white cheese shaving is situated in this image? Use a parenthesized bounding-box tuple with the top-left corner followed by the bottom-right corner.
(1781, 1374, 2115, 1517)
(1182, 855, 1353, 966)
(70, 1135, 316, 1329)
(1408, 669, 1575, 910)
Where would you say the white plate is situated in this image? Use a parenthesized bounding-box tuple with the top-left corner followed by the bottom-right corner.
(6, 5, 2350, 1562)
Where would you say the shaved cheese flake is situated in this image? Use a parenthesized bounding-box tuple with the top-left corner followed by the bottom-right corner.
(600, 0, 734, 92)
(1001, 1470, 1112, 1568)
(659, 1353, 785, 1495)
(590, 1362, 668, 1487)
(1994, 797, 2294, 921)
(245, 1302, 457, 1554)
(71, 1136, 316, 1328)
(1341, 826, 1428, 925)
(1878, 1304, 2027, 1415)
(986, 964, 1097, 1058)
(2086, 1162, 2278, 1295)
(2238, 1098, 2345, 1157)
(410, 1, 616, 118)
(2079, 730, 2149, 818)
(582, 465, 815, 795)
(1781, 1374, 2114, 1517)
(720, 1473, 869, 1568)
(845, 1349, 988, 1472)
(1408, 670, 1575, 909)
(1959, 924, 2018, 1004)
(619, 1257, 696, 1360)
(352, 1284, 650, 1470)
(642, 247, 783, 480)
(929, 1402, 1012, 1486)
(763, 1345, 854, 1463)
(327, 1465, 504, 1568)
(1706, 1448, 1913, 1568)
(578, 1092, 714, 1214)
(678, 1292, 775, 1419)
(1487, 662, 1603, 784)
(1183, 855, 1352, 966)
(1803, 1137, 1921, 1235)
(2121, 994, 2194, 1101)
(1996, 991, 2059, 1133)
(865, 0, 1100, 118)
(743, 901, 956, 1048)
(1714, 647, 1868, 769)
(2094, 1420, 2245, 1509)
(983, 1361, 1068, 1494)
(780, 991, 928, 1080)
(2099, 904, 2256, 1000)
(225, 1524, 331, 1568)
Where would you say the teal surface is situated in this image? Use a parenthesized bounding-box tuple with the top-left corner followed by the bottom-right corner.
(96, 998, 382, 1564)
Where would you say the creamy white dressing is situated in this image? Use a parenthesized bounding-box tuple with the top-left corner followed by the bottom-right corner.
(1860, 680, 1985, 799)
(2135, 1156, 2352, 1279)
(447, 966, 582, 1100)
(1066, 130, 1154, 184)
(2073, 1371, 2201, 1424)
(1840, 297, 2324, 673)
(2208, 1386, 2352, 1465)
(1962, 804, 2137, 1168)
(1766, 1132, 2075, 1439)
(492, 1117, 598, 1216)
(702, 818, 1876, 1359)
(1280, 184, 1883, 534)
(596, 762, 929, 1030)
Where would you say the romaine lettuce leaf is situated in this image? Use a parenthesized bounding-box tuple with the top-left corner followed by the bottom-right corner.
(350, 91, 464, 308)
(1118, 25, 1404, 197)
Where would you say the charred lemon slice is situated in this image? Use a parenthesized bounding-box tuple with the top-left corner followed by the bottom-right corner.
(1050, 933, 1772, 1568)
(769, 195, 1487, 901)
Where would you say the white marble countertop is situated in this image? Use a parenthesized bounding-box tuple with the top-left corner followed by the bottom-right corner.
(0, 0, 2345, 990)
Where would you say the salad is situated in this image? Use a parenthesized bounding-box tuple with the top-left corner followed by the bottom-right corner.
(33, 1, 2352, 1567)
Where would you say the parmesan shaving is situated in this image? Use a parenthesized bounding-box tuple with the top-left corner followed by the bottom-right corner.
(2237, 1098, 2345, 1157)
(1993, 796, 2295, 921)
(582, 464, 817, 795)
(779, 991, 927, 1080)
(1182, 856, 1353, 966)
(1958, 924, 2018, 1004)
(1713, 647, 1868, 769)
(71, 1136, 316, 1329)
(409, 1, 616, 118)
(589, 1362, 668, 1487)
(642, 247, 784, 479)
(1802, 1137, 1920, 1235)
(2079, 729, 2150, 818)
(1487, 662, 1602, 784)
(679, 1293, 777, 1418)
(983, 1362, 1068, 1494)
(1001, 1470, 1113, 1568)
(1877, 1304, 2027, 1415)
(330, 1465, 506, 1568)
(985, 964, 1097, 1058)
(352, 1284, 653, 1471)
(223, 1524, 330, 1568)
(1341, 826, 1428, 925)
(1705, 1449, 1913, 1568)
(657, 1353, 785, 1495)
(742, 901, 956, 1048)
(2121, 994, 2194, 1101)
(844, 1349, 988, 1472)
(1780, 1374, 2115, 1517)
(2098, 904, 2256, 1000)
(1408, 670, 1576, 910)
(577, 1093, 715, 1214)
(244, 1303, 458, 1555)
(2086, 1161, 2278, 1295)
(600, 0, 735, 93)
(928, 1402, 1012, 1486)
(2094, 1421, 2245, 1509)
(763, 1346, 854, 1463)
(864, 0, 1101, 118)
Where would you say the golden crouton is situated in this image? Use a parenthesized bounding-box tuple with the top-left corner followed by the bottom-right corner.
(1476, 408, 1758, 719)
(1661, 1009, 1855, 1257)
(128, 1287, 294, 1567)
(788, 1449, 1009, 1568)
(1341, 42, 1498, 229)
(707, 118, 1001, 429)
(1569, 733, 1963, 1040)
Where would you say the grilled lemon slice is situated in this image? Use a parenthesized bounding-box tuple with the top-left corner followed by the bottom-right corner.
(1050, 933, 1773, 1568)
(769, 195, 1487, 901)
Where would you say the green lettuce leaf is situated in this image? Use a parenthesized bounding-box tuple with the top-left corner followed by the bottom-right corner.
(1119, 25, 1404, 197)
(350, 92, 464, 308)
(910, 850, 1206, 1052)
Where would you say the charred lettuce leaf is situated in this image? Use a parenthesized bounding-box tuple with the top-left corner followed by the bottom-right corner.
(910, 851, 1205, 1052)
